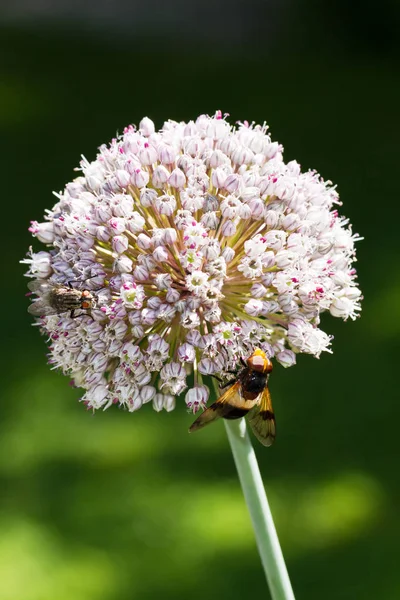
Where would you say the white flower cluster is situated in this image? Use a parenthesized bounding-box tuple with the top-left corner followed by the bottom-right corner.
(23, 111, 362, 413)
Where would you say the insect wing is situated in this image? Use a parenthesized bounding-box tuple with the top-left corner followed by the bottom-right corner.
(248, 387, 276, 447)
(28, 298, 59, 317)
(189, 382, 241, 432)
(27, 279, 55, 293)
(189, 382, 259, 433)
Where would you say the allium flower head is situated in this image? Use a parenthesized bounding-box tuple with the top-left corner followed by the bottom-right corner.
(22, 111, 362, 413)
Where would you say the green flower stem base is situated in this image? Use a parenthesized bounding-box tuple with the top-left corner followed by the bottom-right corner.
(224, 418, 295, 600)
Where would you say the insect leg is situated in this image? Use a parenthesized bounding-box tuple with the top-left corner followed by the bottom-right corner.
(221, 377, 238, 389)
(70, 310, 95, 321)
(68, 274, 104, 288)
(209, 373, 234, 390)
(210, 374, 224, 384)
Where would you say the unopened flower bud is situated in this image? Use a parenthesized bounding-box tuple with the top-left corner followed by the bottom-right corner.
(140, 187, 157, 207)
(153, 246, 169, 262)
(112, 235, 129, 254)
(126, 212, 145, 234)
(224, 174, 241, 193)
(152, 393, 164, 412)
(97, 226, 110, 242)
(249, 198, 264, 218)
(161, 228, 177, 244)
(137, 233, 153, 250)
(183, 121, 197, 136)
(211, 168, 227, 188)
(184, 137, 204, 157)
(209, 150, 228, 168)
(198, 358, 216, 375)
(244, 299, 263, 316)
(202, 239, 221, 260)
(152, 165, 170, 188)
(108, 217, 125, 235)
(133, 265, 149, 281)
(166, 288, 180, 303)
(239, 204, 252, 219)
(115, 169, 131, 188)
(95, 204, 113, 223)
(163, 395, 176, 412)
(131, 169, 150, 188)
(178, 343, 196, 363)
(251, 283, 267, 298)
(28, 221, 55, 244)
(231, 145, 254, 166)
(265, 210, 279, 228)
(201, 211, 220, 229)
(155, 194, 176, 216)
(140, 385, 156, 404)
(155, 273, 172, 291)
(139, 117, 155, 137)
(276, 350, 296, 368)
(221, 220, 236, 237)
(222, 247, 235, 262)
(139, 144, 157, 166)
(169, 168, 186, 189)
(281, 213, 300, 231)
(158, 143, 176, 164)
(114, 255, 133, 273)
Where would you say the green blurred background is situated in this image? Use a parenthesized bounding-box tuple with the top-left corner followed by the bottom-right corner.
(1, 2, 400, 598)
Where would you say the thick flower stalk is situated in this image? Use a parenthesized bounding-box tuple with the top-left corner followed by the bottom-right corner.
(22, 111, 362, 412)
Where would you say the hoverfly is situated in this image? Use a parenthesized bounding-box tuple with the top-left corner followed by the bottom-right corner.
(189, 348, 276, 446)
(27, 279, 96, 318)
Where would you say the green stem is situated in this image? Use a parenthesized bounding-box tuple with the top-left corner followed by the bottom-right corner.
(223, 416, 295, 600)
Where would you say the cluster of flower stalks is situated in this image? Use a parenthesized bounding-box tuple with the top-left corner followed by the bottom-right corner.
(23, 111, 362, 413)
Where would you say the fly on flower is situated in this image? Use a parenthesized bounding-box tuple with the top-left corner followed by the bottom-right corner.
(27, 279, 96, 318)
(189, 348, 276, 446)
